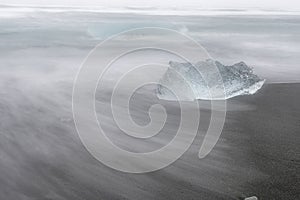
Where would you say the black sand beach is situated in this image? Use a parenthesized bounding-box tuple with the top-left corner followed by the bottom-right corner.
(0, 83, 299, 200)
(1, 10, 299, 200)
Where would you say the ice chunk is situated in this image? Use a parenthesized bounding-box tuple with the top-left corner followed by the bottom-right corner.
(157, 59, 265, 100)
(245, 196, 258, 200)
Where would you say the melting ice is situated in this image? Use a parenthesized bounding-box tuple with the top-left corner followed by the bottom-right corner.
(157, 59, 265, 100)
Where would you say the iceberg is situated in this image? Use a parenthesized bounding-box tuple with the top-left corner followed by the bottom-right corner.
(157, 59, 265, 100)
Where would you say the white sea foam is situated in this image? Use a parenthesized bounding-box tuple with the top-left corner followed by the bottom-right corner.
(0, 4, 299, 17)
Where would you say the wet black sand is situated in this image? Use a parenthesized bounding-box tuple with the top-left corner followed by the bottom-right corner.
(0, 82, 299, 200)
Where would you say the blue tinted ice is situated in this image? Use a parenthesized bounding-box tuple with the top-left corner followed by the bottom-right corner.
(157, 59, 265, 100)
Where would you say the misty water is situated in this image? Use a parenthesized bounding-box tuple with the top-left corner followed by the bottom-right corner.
(0, 8, 300, 200)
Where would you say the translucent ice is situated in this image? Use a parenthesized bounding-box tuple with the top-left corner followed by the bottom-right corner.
(157, 59, 265, 100)
(244, 196, 258, 200)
